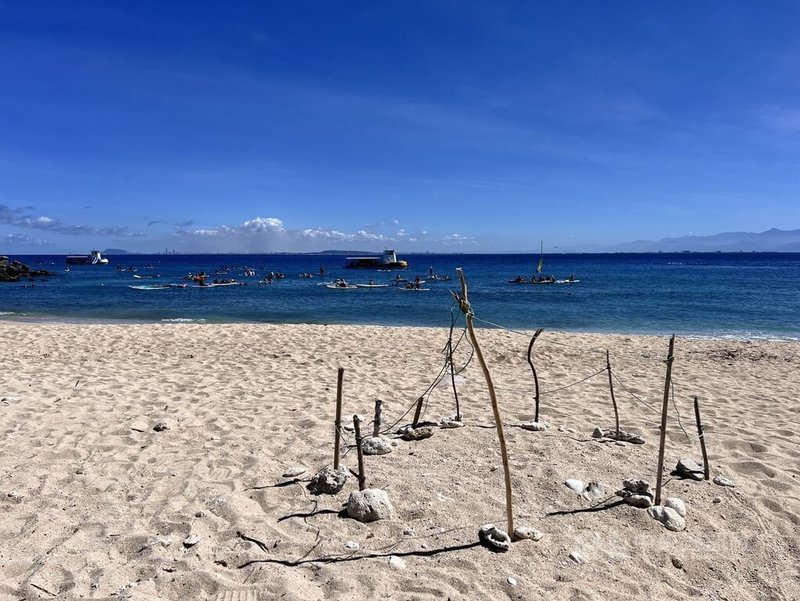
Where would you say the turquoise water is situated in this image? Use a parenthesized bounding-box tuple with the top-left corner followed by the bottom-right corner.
(1, 252, 798, 340)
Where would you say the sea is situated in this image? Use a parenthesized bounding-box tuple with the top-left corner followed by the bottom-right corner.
(1, 252, 798, 340)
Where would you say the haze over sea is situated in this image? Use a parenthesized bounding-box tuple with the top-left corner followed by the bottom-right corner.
(1, 252, 798, 341)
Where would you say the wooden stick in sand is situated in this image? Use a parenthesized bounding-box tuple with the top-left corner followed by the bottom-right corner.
(333, 367, 344, 470)
(526, 329, 543, 422)
(353, 415, 366, 491)
(606, 350, 620, 437)
(694, 396, 710, 481)
(453, 268, 515, 537)
(373, 399, 383, 437)
(448, 321, 462, 421)
(654, 335, 676, 506)
(412, 395, 424, 427)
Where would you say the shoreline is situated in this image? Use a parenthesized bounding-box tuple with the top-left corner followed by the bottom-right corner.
(1, 313, 799, 342)
(1, 322, 798, 599)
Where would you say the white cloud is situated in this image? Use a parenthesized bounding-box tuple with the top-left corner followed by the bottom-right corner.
(300, 227, 387, 242)
(0, 204, 139, 237)
(174, 216, 394, 252)
(440, 233, 477, 245)
(4, 233, 53, 246)
(301, 227, 348, 240)
(242, 217, 285, 232)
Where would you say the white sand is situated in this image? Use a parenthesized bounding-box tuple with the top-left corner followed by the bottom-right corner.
(0, 323, 798, 600)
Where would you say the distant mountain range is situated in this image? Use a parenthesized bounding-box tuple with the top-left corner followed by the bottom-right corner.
(99, 229, 800, 255)
(599, 228, 800, 253)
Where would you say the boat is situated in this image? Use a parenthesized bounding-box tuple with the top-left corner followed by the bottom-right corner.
(194, 281, 245, 288)
(398, 285, 430, 291)
(354, 282, 389, 288)
(427, 267, 451, 281)
(66, 250, 109, 265)
(509, 275, 556, 284)
(325, 278, 358, 289)
(129, 284, 171, 291)
(509, 242, 568, 284)
(345, 249, 408, 270)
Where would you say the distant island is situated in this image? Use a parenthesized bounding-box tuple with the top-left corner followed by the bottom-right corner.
(592, 227, 800, 253)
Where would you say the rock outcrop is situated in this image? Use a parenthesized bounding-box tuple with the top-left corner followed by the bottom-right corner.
(0, 256, 52, 282)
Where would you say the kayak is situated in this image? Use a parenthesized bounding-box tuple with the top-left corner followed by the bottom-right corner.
(325, 283, 358, 289)
(129, 284, 171, 290)
(194, 282, 245, 288)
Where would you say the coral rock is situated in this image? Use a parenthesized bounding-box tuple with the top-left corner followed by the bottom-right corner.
(347, 488, 393, 522)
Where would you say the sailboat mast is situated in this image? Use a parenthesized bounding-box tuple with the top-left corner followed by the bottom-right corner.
(536, 241, 544, 274)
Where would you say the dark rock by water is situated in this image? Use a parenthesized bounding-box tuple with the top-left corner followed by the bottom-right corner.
(0, 256, 53, 282)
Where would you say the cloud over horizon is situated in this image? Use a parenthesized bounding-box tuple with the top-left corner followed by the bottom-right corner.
(173, 216, 398, 252)
(4, 232, 53, 247)
(0, 204, 142, 238)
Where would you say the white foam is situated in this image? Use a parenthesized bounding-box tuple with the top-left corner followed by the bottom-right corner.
(160, 318, 207, 323)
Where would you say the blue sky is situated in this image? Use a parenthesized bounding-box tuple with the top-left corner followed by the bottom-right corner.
(1, 1, 799, 254)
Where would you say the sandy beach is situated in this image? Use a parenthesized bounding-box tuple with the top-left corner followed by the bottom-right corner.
(0, 322, 798, 600)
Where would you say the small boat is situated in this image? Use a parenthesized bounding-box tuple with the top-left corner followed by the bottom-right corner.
(509, 243, 569, 284)
(132, 274, 159, 279)
(399, 280, 430, 291)
(129, 284, 171, 290)
(509, 276, 556, 285)
(204, 280, 245, 287)
(65, 250, 109, 265)
(355, 282, 389, 288)
(427, 267, 451, 282)
(345, 249, 408, 270)
(325, 278, 358, 289)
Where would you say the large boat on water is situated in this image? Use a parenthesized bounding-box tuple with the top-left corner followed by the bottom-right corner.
(65, 250, 109, 265)
(345, 249, 408, 270)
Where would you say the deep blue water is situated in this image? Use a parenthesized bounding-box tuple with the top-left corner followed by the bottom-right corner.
(1, 252, 799, 340)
